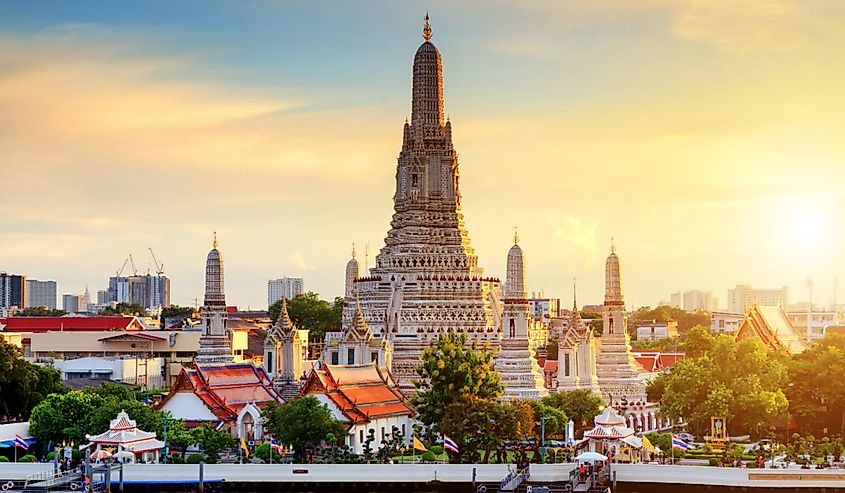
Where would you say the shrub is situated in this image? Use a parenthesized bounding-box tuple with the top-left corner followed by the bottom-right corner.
(709, 458, 719, 467)
(429, 445, 444, 455)
(186, 454, 205, 464)
(421, 451, 436, 462)
(18, 455, 37, 463)
(0, 456, 9, 462)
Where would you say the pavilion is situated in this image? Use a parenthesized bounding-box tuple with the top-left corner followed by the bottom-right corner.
(85, 410, 163, 463)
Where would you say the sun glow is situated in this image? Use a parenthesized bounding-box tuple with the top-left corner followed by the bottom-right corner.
(783, 196, 830, 252)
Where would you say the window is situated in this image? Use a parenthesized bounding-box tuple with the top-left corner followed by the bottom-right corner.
(266, 352, 273, 373)
(371, 352, 379, 362)
(381, 427, 385, 440)
(359, 429, 364, 443)
(402, 424, 406, 437)
(348, 348, 355, 365)
(564, 353, 570, 377)
(331, 351, 339, 365)
(719, 320, 725, 328)
(411, 174, 419, 188)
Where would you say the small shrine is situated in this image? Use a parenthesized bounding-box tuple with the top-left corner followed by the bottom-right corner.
(85, 410, 164, 463)
(579, 406, 640, 461)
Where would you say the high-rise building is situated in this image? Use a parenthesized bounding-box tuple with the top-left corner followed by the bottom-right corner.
(25, 279, 57, 310)
(683, 290, 714, 311)
(106, 274, 169, 311)
(669, 292, 681, 308)
(62, 294, 84, 313)
(727, 284, 788, 313)
(0, 273, 26, 309)
(267, 277, 304, 307)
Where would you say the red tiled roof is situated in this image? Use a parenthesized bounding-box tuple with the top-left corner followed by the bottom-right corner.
(98, 332, 165, 342)
(543, 361, 558, 375)
(0, 316, 143, 332)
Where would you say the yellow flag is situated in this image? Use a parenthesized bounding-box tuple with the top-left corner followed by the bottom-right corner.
(240, 437, 250, 456)
(642, 434, 655, 452)
(413, 436, 427, 452)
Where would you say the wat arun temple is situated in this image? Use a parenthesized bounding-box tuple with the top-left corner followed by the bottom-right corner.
(335, 16, 650, 408)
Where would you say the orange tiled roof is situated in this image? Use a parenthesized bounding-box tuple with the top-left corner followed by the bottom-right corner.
(736, 305, 808, 354)
(161, 362, 282, 422)
(302, 363, 413, 426)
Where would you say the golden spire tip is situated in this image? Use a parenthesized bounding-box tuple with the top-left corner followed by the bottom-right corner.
(213, 231, 218, 249)
(423, 13, 432, 41)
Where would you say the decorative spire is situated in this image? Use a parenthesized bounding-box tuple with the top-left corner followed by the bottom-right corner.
(213, 231, 218, 249)
(513, 226, 520, 245)
(572, 278, 578, 311)
(423, 12, 432, 41)
(352, 243, 356, 258)
(610, 237, 615, 254)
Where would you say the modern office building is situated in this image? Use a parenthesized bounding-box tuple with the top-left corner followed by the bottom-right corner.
(267, 277, 304, 307)
(62, 294, 84, 313)
(683, 290, 714, 311)
(0, 273, 26, 309)
(25, 279, 57, 309)
(727, 284, 788, 313)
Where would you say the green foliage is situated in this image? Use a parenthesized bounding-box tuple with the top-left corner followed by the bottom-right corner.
(15, 307, 67, 317)
(29, 391, 104, 444)
(680, 326, 717, 358)
(428, 445, 444, 455)
(186, 453, 205, 464)
(0, 339, 66, 422)
(412, 333, 504, 435)
(191, 423, 234, 463)
(632, 306, 711, 333)
(541, 390, 604, 434)
(262, 396, 346, 461)
(709, 457, 719, 466)
(0, 456, 8, 462)
(787, 334, 845, 434)
(421, 451, 436, 462)
(532, 401, 568, 438)
(659, 335, 788, 436)
(269, 293, 343, 342)
(100, 302, 146, 316)
(646, 373, 668, 402)
(160, 305, 195, 328)
(18, 454, 37, 463)
(254, 442, 284, 462)
(544, 337, 558, 360)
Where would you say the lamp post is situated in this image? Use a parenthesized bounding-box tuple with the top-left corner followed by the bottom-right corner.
(162, 416, 169, 464)
(540, 417, 549, 464)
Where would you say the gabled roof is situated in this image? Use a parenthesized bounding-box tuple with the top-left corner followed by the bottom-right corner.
(98, 332, 165, 343)
(0, 316, 143, 332)
(158, 362, 282, 422)
(302, 363, 413, 426)
(633, 352, 685, 372)
(736, 305, 808, 354)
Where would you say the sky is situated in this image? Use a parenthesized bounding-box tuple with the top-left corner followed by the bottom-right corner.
(1, 0, 843, 310)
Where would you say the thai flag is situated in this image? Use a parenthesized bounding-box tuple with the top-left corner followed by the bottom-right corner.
(443, 435, 459, 454)
(671, 435, 692, 451)
(14, 435, 29, 450)
(270, 439, 283, 453)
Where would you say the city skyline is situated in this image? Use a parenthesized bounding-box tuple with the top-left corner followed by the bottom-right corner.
(1, 1, 843, 309)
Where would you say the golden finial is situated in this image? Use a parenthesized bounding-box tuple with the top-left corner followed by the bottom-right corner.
(513, 226, 519, 245)
(213, 231, 218, 249)
(423, 12, 432, 41)
(610, 237, 615, 254)
(352, 243, 356, 258)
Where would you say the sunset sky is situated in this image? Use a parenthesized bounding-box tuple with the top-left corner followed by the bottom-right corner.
(1, 1, 843, 310)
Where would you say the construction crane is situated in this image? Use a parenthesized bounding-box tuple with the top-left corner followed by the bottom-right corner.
(129, 254, 138, 276)
(116, 257, 129, 277)
(148, 247, 164, 275)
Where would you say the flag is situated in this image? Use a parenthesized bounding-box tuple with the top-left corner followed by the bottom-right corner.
(642, 434, 655, 452)
(14, 435, 29, 450)
(240, 437, 250, 456)
(671, 435, 692, 451)
(270, 439, 283, 453)
(412, 436, 427, 452)
(443, 435, 459, 454)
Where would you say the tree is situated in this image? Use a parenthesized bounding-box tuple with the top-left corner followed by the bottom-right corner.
(14, 307, 66, 317)
(159, 305, 195, 328)
(269, 293, 343, 343)
(29, 391, 103, 445)
(679, 325, 716, 358)
(100, 302, 146, 316)
(254, 442, 284, 463)
(0, 339, 65, 422)
(531, 401, 568, 441)
(411, 333, 504, 435)
(788, 334, 845, 434)
(541, 390, 604, 434)
(632, 306, 711, 334)
(262, 396, 346, 462)
(191, 423, 234, 463)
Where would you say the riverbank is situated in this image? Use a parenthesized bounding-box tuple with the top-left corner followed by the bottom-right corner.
(2, 463, 844, 490)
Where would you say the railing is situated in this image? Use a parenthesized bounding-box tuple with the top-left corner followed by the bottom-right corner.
(24, 468, 82, 488)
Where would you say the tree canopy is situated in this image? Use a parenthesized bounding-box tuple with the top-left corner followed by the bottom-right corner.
(14, 307, 66, 317)
(787, 334, 845, 434)
(631, 306, 711, 333)
(159, 305, 195, 328)
(0, 339, 65, 422)
(269, 292, 343, 342)
(261, 396, 346, 462)
(541, 389, 604, 433)
(100, 302, 146, 316)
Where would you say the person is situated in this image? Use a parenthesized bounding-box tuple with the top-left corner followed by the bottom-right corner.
(757, 456, 764, 468)
(579, 463, 585, 480)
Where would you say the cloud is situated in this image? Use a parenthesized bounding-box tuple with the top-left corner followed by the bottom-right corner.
(544, 214, 599, 265)
(287, 252, 318, 272)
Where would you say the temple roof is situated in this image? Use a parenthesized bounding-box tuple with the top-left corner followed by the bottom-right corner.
(302, 363, 413, 426)
(87, 410, 164, 452)
(266, 298, 298, 345)
(736, 305, 808, 354)
(584, 407, 634, 440)
(159, 362, 282, 422)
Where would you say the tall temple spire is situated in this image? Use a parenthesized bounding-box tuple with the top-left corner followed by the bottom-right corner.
(572, 278, 578, 312)
(605, 242, 623, 305)
(197, 235, 232, 364)
(423, 12, 432, 41)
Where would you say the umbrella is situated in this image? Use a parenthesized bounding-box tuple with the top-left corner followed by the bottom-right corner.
(114, 450, 135, 462)
(91, 449, 112, 460)
(576, 451, 608, 462)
